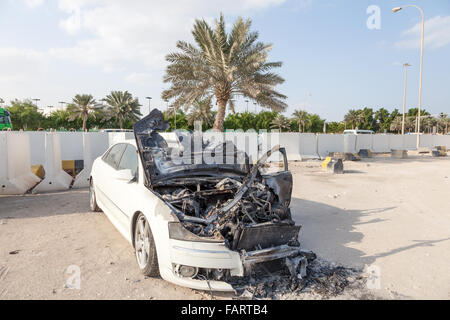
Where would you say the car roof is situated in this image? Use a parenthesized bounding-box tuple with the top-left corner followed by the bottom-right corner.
(112, 139, 136, 147)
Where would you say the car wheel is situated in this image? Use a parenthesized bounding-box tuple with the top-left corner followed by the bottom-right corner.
(89, 179, 102, 212)
(134, 213, 159, 277)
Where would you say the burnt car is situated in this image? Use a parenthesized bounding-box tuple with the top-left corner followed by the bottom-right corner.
(89, 109, 310, 291)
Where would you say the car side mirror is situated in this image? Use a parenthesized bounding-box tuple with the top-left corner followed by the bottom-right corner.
(113, 169, 135, 182)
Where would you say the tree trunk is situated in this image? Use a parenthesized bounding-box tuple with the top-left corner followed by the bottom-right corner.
(119, 116, 123, 130)
(213, 99, 227, 131)
(82, 113, 87, 132)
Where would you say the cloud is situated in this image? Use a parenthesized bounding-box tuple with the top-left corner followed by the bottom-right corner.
(0, 48, 48, 82)
(2, 0, 290, 105)
(125, 72, 156, 86)
(24, 0, 44, 8)
(395, 15, 450, 50)
(51, 0, 287, 72)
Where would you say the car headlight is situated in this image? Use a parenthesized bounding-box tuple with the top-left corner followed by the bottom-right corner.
(168, 222, 223, 243)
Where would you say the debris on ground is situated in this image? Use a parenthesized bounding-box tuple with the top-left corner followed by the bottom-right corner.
(232, 256, 373, 300)
(9, 250, 20, 255)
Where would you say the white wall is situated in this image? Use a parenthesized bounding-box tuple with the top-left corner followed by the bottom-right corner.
(3, 131, 450, 194)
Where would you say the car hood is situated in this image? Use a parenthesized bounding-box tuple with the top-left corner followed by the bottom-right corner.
(133, 109, 251, 186)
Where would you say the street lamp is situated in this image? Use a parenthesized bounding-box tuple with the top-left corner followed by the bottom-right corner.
(401, 63, 411, 135)
(393, 5, 425, 148)
(146, 97, 152, 115)
(245, 100, 249, 113)
(32, 98, 40, 108)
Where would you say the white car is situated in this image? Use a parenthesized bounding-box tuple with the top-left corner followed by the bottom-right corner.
(89, 110, 311, 292)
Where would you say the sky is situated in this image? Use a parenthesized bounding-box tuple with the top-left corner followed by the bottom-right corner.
(0, 0, 449, 121)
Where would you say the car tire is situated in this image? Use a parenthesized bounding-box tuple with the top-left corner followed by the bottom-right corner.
(134, 213, 159, 277)
(89, 179, 102, 212)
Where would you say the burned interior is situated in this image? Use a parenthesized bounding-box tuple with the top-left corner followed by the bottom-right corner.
(134, 110, 313, 281)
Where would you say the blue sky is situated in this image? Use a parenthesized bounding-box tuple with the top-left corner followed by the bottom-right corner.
(0, 0, 449, 121)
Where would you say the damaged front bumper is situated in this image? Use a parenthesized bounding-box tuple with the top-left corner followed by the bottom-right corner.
(167, 238, 313, 292)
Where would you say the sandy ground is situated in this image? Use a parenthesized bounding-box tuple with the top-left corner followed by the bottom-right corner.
(0, 153, 449, 300)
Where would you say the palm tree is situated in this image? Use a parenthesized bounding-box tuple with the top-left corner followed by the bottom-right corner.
(104, 91, 142, 129)
(292, 109, 309, 132)
(438, 113, 448, 134)
(405, 116, 416, 132)
(344, 109, 363, 129)
(186, 98, 215, 127)
(162, 13, 287, 131)
(270, 114, 290, 132)
(390, 117, 402, 134)
(67, 94, 101, 132)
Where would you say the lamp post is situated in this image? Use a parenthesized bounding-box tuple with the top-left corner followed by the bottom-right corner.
(32, 98, 40, 108)
(401, 63, 411, 135)
(146, 96, 152, 115)
(245, 100, 249, 113)
(393, 5, 425, 148)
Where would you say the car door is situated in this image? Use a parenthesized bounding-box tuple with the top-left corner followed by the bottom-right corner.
(112, 144, 140, 227)
(95, 143, 127, 216)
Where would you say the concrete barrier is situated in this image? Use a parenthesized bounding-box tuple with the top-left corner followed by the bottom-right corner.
(434, 135, 450, 149)
(33, 133, 73, 193)
(277, 133, 302, 161)
(389, 135, 404, 150)
(355, 134, 373, 152)
(403, 134, 417, 150)
(0, 132, 41, 195)
(259, 132, 282, 162)
(73, 133, 109, 188)
(419, 134, 435, 149)
(343, 135, 357, 154)
(299, 133, 319, 160)
(372, 135, 391, 153)
(318, 134, 355, 159)
(224, 131, 259, 164)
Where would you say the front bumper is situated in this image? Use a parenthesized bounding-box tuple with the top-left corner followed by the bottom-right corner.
(163, 239, 305, 292)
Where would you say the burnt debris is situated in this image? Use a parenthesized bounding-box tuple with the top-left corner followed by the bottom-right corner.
(232, 257, 371, 300)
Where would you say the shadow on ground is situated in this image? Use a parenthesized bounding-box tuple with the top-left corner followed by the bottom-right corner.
(0, 189, 90, 220)
(291, 197, 450, 270)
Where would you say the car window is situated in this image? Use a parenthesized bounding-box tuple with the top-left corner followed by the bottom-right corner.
(103, 144, 127, 169)
(118, 144, 138, 177)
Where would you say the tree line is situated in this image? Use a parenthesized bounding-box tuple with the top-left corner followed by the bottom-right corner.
(3, 91, 141, 131)
(2, 14, 449, 134)
(3, 95, 449, 134)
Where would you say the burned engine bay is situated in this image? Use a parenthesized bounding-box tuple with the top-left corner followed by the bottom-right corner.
(157, 150, 298, 251)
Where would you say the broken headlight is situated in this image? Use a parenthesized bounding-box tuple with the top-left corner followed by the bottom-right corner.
(168, 222, 223, 243)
